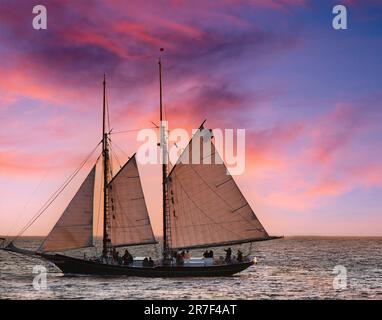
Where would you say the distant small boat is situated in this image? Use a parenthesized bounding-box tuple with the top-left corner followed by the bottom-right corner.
(2, 56, 281, 277)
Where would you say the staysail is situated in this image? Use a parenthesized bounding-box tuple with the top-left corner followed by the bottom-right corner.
(39, 166, 96, 252)
(108, 154, 157, 247)
(167, 127, 270, 250)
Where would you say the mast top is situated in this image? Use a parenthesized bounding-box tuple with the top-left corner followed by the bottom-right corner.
(158, 48, 164, 64)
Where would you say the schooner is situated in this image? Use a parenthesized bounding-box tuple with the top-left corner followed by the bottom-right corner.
(2, 57, 280, 277)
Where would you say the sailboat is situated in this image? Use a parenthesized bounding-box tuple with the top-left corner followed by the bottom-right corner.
(2, 57, 281, 277)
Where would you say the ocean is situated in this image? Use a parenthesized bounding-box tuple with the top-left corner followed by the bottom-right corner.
(0, 237, 381, 300)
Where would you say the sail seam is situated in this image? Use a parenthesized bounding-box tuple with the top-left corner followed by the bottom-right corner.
(52, 224, 92, 228)
(231, 203, 249, 213)
(170, 236, 275, 250)
(167, 220, 256, 228)
(215, 178, 232, 188)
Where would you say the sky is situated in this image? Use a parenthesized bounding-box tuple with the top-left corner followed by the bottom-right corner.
(0, 0, 381, 238)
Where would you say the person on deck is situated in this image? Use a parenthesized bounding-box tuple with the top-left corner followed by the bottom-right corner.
(122, 250, 128, 265)
(116, 251, 122, 265)
(112, 248, 118, 261)
(122, 250, 133, 265)
(224, 247, 232, 262)
(148, 257, 154, 267)
(208, 250, 214, 258)
(176, 253, 184, 266)
(237, 250, 243, 263)
(143, 257, 149, 267)
(203, 250, 209, 258)
(129, 254, 134, 265)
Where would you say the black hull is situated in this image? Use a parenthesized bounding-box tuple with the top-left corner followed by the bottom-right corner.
(43, 254, 254, 277)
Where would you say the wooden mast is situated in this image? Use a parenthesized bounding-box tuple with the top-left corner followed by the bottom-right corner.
(159, 49, 168, 258)
(102, 74, 110, 257)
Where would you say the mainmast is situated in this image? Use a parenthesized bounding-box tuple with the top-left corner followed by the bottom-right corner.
(102, 74, 110, 257)
(159, 49, 168, 258)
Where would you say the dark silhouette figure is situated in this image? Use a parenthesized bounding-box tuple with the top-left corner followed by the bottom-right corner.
(224, 247, 232, 262)
(116, 252, 122, 265)
(112, 248, 118, 261)
(122, 250, 133, 265)
(237, 250, 243, 262)
(148, 257, 154, 267)
(176, 253, 184, 266)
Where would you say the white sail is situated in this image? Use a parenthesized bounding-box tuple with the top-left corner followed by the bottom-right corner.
(40, 166, 96, 252)
(167, 127, 269, 250)
(108, 154, 157, 247)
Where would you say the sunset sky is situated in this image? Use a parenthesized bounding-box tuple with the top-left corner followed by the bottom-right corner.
(0, 0, 381, 238)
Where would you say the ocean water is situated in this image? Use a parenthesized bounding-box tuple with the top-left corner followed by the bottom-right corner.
(0, 237, 381, 300)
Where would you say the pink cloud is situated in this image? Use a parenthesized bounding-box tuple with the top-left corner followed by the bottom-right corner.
(0, 150, 59, 176)
(307, 103, 362, 166)
(240, 101, 382, 213)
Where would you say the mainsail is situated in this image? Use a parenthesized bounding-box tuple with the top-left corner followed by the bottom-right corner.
(39, 166, 96, 252)
(108, 154, 157, 247)
(167, 127, 270, 250)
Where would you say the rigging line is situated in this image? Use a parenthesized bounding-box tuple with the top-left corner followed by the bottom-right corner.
(95, 152, 102, 164)
(13, 141, 102, 240)
(111, 140, 131, 159)
(106, 85, 111, 133)
(5, 169, 50, 238)
(109, 141, 122, 169)
(108, 140, 114, 178)
(110, 127, 158, 134)
(15, 145, 99, 240)
(171, 169, 244, 240)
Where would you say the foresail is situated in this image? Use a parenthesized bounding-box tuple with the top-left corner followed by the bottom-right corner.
(167, 127, 270, 250)
(39, 166, 96, 252)
(108, 154, 157, 247)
